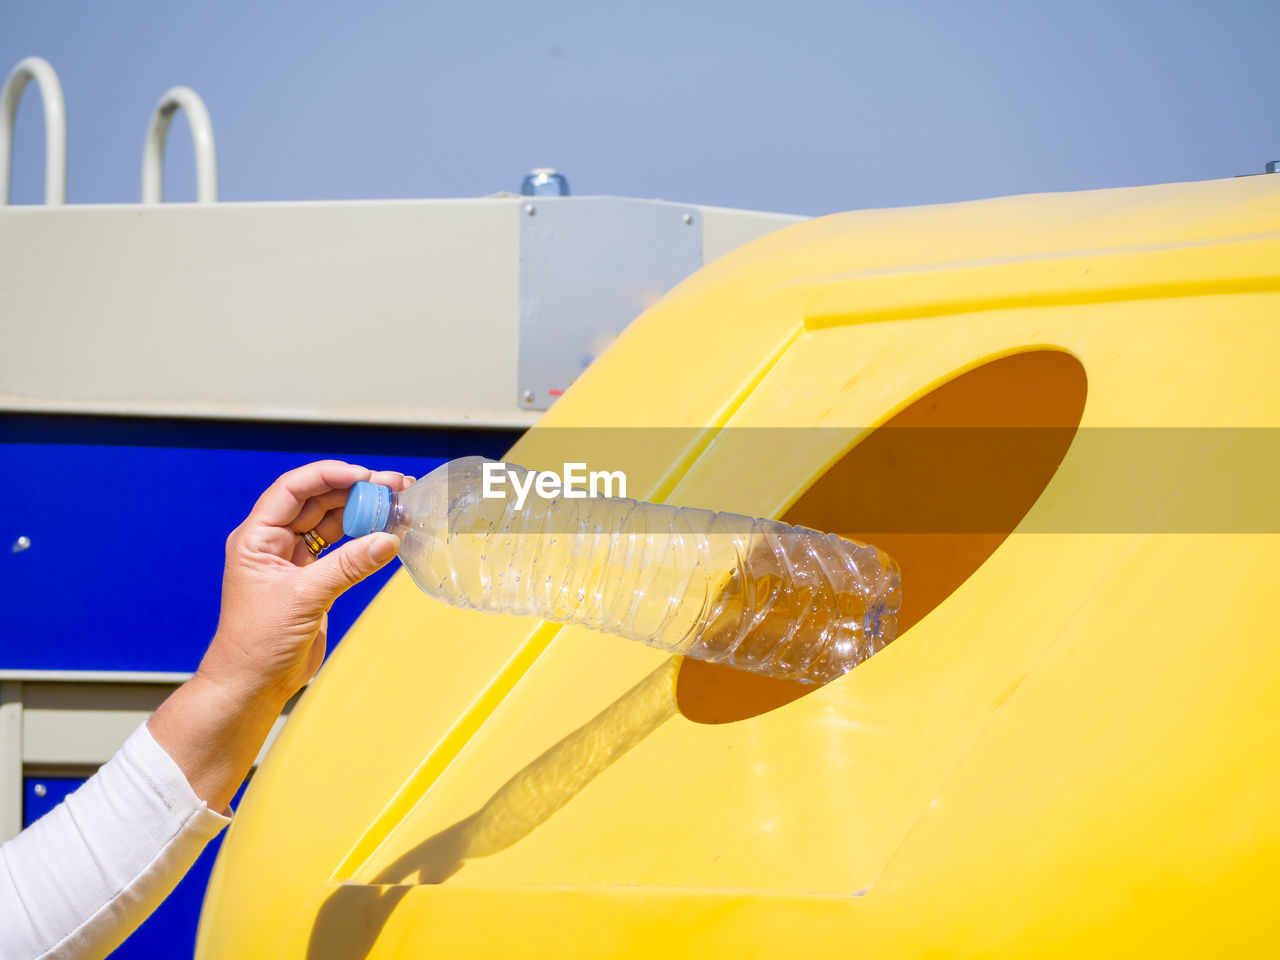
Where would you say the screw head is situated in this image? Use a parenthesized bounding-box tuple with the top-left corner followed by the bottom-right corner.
(12, 536, 30, 553)
(33, 783, 47, 798)
(524, 204, 537, 216)
(522, 390, 535, 403)
(682, 213, 694, 225)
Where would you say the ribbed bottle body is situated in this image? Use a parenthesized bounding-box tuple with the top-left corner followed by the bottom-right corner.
(391, 458, 901, 685)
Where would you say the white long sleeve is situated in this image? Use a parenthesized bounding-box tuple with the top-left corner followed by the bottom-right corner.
(0, 722, 231, 960)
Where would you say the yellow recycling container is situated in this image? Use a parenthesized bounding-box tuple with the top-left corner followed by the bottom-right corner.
(197, 175, 1280, 959)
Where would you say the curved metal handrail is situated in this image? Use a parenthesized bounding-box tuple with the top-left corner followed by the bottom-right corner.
(0, 56, 68, 205)
(141, 86, 218, 203)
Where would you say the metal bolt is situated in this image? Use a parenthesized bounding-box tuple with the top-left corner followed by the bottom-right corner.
(12, 536, 30, 553)
(522, 390, 535, 403)
(682, 213, 694, 225)
(524, 204, 537, 216)
(33, 783, 47, 798)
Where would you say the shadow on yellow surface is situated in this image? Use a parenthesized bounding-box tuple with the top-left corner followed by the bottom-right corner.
(306, 658, 682, 959)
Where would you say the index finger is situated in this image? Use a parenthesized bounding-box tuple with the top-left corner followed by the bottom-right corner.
(248, 460, 371, 529)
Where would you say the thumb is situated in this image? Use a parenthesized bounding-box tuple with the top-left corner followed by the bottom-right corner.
(299, 533, 400, 606)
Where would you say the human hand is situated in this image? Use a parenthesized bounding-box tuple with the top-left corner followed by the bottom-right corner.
(196, 460, 413, 709)
(149, 461, 413, 811)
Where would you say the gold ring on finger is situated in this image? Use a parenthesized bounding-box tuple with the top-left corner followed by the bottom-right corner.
(302, 529, 329, 557)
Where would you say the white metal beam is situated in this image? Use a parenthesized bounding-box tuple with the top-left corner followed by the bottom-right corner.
(0, 682, 23, 841)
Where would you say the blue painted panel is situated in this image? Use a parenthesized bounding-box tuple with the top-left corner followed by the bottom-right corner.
(7, 416, 522, 956)
(1, 416, 521, 672)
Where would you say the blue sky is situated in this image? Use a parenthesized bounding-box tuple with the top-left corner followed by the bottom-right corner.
(3, 0, 1276, 216)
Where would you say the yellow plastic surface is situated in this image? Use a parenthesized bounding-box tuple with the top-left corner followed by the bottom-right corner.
(198, 176, 1280, 958)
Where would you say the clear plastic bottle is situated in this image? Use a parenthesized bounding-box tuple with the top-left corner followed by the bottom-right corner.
(343, 457, 902, 685)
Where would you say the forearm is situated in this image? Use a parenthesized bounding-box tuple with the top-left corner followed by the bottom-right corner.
(147, 667, 291, 813)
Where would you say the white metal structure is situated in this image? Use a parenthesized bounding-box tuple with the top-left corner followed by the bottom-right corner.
(0, 56, 67, 206)
(141, 86, 219, 204)
(0, 197, 802, 426)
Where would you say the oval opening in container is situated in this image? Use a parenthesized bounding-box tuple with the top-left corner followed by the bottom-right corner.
(676, 349, 1088, 724)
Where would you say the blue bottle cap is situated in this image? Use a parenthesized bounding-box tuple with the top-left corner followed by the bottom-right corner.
(343, 481, 392, 538)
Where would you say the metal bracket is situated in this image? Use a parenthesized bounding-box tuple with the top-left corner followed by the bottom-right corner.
(518, 197, 702, 410)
